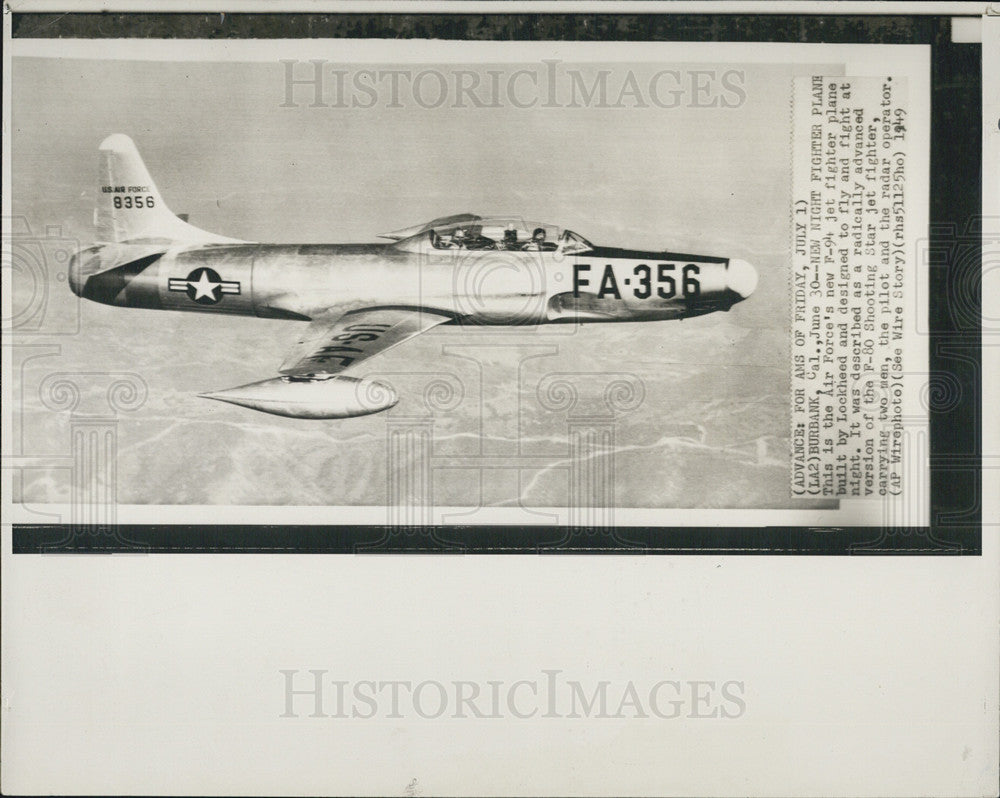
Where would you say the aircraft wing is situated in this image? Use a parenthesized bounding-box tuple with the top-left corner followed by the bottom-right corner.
(279, 307, 452, 377)
(378, 213, 481, 240)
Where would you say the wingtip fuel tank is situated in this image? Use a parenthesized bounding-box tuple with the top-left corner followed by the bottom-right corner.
(199, 376, 398, 419)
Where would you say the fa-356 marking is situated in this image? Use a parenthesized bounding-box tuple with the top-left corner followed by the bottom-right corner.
(70, 134, 758, 419)
(573, 262, 704, 299)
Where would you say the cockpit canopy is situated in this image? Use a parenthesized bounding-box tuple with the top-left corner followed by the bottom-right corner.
(388, 216, 593, 255)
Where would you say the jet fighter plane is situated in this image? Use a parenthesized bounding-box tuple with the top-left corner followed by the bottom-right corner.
(70, 135, 758, 419)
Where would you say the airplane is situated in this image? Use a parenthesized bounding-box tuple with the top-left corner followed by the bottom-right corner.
(69, 134, 758, 419)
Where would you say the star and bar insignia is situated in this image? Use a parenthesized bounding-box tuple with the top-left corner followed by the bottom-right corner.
(167, 267, 241, 305)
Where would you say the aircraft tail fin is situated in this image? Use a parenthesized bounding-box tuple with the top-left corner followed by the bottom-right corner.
(96, 134, 244, 244)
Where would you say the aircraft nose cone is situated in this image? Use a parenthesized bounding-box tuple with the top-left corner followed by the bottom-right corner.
(726, 258, 758, 299)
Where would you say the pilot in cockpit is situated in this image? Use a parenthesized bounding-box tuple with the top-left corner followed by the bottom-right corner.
(521, 227, 556, 251)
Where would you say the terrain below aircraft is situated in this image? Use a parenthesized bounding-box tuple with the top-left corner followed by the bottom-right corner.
(70, 134, 758, 419)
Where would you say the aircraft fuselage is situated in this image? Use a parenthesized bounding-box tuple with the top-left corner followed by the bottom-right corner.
(71, 240, 756, 326)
